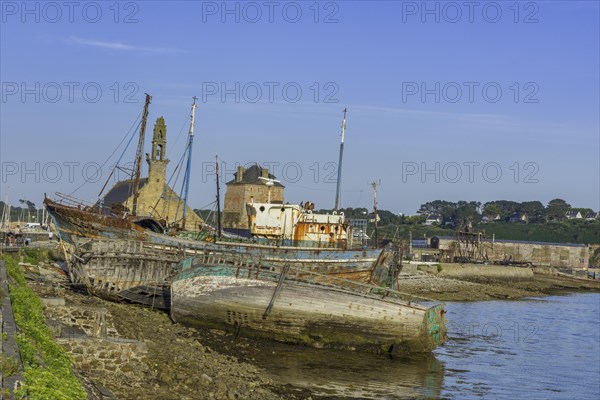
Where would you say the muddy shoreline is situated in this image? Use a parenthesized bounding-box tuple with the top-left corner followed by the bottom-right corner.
(23, 257, 600, 400)
(395, 270, 600, 302)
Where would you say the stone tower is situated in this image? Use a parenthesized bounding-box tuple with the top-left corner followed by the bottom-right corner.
(147, 117, 169, 186)
(222, 165, 285, 229)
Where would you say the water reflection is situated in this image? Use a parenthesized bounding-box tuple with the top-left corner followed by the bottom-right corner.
(254, 344, 445, 399)
(200, 294, 598, 399)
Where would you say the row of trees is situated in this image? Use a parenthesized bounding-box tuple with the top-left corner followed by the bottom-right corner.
(416, 200, 481, 223)
(314, 199, 594, 228)
(416, 199, 594, 224)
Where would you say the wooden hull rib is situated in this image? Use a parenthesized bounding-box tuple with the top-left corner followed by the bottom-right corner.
(68, 238, 180, 309)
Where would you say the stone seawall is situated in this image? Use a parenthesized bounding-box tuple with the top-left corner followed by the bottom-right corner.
(57, 338, 147, 377)
(438, 264, 534, 281)
(433, 237, 590, 269)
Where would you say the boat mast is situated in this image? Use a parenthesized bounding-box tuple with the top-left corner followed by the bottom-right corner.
(334, 108, 347, 211)
(131, 93, 152, 217)
(215, 154, 222, 239)
(371, 180, 380, 247)
(180, 97, 197, 230)
(1, 188, 9, 230)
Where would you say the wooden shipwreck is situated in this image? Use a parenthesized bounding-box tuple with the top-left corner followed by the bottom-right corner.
(68, 238, 182, 309)
(65, 235, 398, 308)
(170, 252, 447, 355)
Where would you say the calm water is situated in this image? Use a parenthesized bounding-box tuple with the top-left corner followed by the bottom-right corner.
(255, 293, 600, 399)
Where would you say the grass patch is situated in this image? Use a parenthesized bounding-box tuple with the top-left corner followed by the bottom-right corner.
(2, 254, 86, 400)
(22, 248, 40, 265)
(0, 354, 20, 377)
(22, 247, 51, 265)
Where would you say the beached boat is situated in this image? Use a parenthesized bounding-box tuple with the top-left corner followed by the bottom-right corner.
(66, 233, 395, 308)
(48, 176, 394, 290)
(50, 192, 396, 304)
(67, 238, 182, 309)
(170, 252, 446, 355)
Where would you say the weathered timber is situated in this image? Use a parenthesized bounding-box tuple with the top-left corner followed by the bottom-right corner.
(171, 255, 446, 355)
(48, 195, 388, 276)
(67, 238, 181, 309)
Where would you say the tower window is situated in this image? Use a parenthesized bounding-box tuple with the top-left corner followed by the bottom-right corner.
(156, 144, 163, 160)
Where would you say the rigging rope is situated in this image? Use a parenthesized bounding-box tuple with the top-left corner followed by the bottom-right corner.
(166, 111, 191, 161)
(68, 113, 142, 198)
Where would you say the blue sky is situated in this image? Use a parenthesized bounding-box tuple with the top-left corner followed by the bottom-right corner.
(1, 0, 599, 214)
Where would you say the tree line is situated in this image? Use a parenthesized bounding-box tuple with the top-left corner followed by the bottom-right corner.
(315, 199, 596, 226)
(416, 199, 594, 224)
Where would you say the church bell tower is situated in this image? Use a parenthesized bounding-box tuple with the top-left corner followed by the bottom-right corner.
(147, 117, 170, 186)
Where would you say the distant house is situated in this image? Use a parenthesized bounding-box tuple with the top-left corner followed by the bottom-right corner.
(442, 218, 455, 228)
(585, 212, 599, 221)
(348, 218, 370, 242)
(424, 214, 441, 226)
(368, 212, 380, 223)
(482, 214, 501, 222)
(481, 215, 499, 223)
(411, 238, 429, 248)
(565, 211, 583, 220)
(509, 212, 528, 223)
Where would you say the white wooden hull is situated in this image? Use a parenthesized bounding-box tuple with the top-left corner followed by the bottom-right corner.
(171, 261, 446, 355)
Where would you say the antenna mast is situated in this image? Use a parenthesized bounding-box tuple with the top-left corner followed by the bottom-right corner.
(132, 93, 152, 216)
(180, 97, 198, 230)
(334, 108, 347, 211)
(258, 176, 281, 204)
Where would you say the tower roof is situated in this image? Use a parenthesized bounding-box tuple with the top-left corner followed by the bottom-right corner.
(102, 178, 149, 210)
(226, 164, 284, 187)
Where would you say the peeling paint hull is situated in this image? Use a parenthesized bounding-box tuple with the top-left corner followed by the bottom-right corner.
(46, 198, 384, 277)
(44, 198, 150, 244)
(68, 238, 181, 309)
(48, 199, 398, 311)
(171, 257, 447, 355)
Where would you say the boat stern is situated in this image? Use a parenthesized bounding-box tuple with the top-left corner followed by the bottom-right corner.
(424, 303, 447, 349)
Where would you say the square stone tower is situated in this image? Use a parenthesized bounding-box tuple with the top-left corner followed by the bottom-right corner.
(222, 165, 285, 229)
